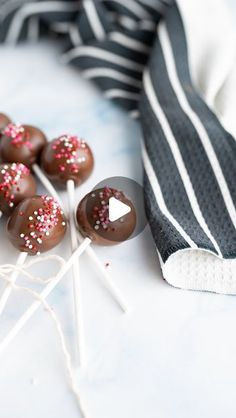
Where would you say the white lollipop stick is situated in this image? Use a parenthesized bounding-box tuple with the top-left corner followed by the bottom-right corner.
(32, 164, 64, 208)
(33, 165, 129, 312)
(33, 165, 83, 360)
(67, 179, 85, 368)
(0, 238, 91, 356)
(0, 251, 27, 316)
(77, 231, 129, 313)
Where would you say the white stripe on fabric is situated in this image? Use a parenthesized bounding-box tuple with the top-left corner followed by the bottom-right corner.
(61, 46, 144, 72)
(142, 144, 198, 249)
(159, 23, 236, 231)
(69, 23, 82, 45)
(82, 67, 142, 88)
(109, 31, 151, 54)
(83, 0, 105, 41)
(143, 69, 222, 256)
(5, 1, 80, 43)
(50, 21, 82, 45)
(104, 89, 140, 100)
(0, 0, 28, 20)
(27, 16, 39, 42)
(104, 0, 152, 19)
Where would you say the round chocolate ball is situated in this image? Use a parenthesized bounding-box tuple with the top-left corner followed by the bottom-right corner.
(1, 123, 47, 168)
(41, 134, 94, 187)
(0, 113, 11, 133)
(7, 195, 67, 255)
(0, 163, 36, 216)
(76, 187, 136, 246)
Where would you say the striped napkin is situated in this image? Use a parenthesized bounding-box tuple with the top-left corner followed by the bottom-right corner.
(1, 0, 236, 294)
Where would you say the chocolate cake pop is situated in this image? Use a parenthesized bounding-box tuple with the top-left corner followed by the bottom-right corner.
(41, 134, 94, 186)
(7, 195, 67, 255)
(0, 113, 11, 133)
(0, 195, 67, 319)
(77, 187, 136, 246)
(0, 163, 36, 216)
(1, 123, 47, 168)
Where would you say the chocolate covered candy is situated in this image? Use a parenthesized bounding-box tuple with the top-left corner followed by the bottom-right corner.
(41, 134, 94, 187)
(1, 123, 47, 168)
(7, 195, 67, 255)
(0, 163, 36, 216)
(76, 187, 136, 246)
(0, 113, 11, 133)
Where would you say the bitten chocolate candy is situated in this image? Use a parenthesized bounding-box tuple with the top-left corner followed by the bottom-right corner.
(7, 195, 67, 255)
(76, 187, 136, 246)
(41, 134, 94, 187)
(0, 113, 11, 133)
(0, 163, 36, 216)
(1, 123, 47, 168)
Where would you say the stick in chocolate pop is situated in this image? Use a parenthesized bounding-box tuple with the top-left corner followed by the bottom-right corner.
(0, 187, 136, 358)
(0, 163, 37, 314)
(41, 134, 94, 367)
(0, 195, 67, 315)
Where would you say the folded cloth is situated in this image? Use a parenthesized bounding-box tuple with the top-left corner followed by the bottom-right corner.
(1, 0, 236, 294)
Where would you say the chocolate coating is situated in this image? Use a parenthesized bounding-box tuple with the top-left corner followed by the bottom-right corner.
(1, 123, 47, 168)
(76, 187, 136, 246)
(41, 135, 94, 187)
(0, 163, 36, 216)
(0, 113, 11, 133)
(7, 195, 67, 255)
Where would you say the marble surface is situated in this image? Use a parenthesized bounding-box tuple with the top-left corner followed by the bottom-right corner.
(0, 12, 236, 417)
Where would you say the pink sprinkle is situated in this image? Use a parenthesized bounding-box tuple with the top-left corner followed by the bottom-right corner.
(0, 163, 30, 208)
(3, 123, 33, 150)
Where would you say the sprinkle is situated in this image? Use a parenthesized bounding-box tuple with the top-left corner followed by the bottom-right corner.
(20, 195, 65, 255)
(0, 163, 30, 209)
(3, 123, 33, 149)
(90, 187, 123, 232)
(52, 134, 89, 175)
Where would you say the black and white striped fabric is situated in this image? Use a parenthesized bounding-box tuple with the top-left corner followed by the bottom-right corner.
(1, 0, 236, 294)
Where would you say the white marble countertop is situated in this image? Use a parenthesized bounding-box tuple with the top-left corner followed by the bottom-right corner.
(1, 12, 236, 417)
